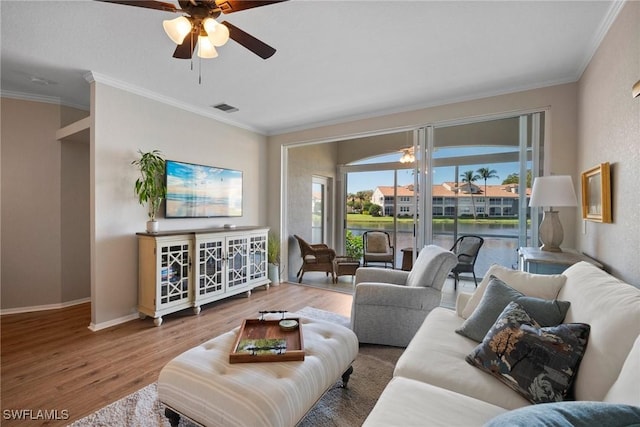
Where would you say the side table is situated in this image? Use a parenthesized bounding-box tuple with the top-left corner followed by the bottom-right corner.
(334, 257, 360, 283)
(518, 247, 603, 275)
(401, 247, 417, 271)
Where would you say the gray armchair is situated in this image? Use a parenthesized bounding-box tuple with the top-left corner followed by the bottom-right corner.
(350, 245, 457, 347)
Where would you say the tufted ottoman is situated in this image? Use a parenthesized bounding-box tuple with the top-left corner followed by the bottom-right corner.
(157, 316, 359, 427)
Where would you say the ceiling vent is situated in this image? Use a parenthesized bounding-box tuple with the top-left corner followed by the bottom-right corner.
(212, 103, 239, 113)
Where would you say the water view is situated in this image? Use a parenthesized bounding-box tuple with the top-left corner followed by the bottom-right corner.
(347, 216, 531, 280)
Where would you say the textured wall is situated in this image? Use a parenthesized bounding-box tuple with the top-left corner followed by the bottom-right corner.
(286, 143, 337, 280)
(577, 1, 639, 286)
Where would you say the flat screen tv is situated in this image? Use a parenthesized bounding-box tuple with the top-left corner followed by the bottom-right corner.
(165, 160, 242, 218)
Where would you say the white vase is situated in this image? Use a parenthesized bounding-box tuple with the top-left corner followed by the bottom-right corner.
(268, 263, 280, 285)
(146, 220, 159, 233)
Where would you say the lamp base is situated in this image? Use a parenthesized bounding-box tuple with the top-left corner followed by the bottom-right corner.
(538, 209, 564, 252)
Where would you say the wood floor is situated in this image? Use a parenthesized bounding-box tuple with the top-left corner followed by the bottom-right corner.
(0, 283, 352, 427)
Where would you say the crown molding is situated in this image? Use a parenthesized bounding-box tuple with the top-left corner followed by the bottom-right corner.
(85, 71, 266, 135)
(0, 90, 89, 111)
(574, 0, 626, 80)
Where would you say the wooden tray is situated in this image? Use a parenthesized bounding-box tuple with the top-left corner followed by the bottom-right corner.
(229, 318, 305, 363)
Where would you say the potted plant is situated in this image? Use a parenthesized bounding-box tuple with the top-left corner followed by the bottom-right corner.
(132, 149, 166, 233)
(267, 232, 281, 285)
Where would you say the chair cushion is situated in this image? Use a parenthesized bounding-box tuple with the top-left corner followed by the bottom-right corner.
(456, 276, 570, 342)
(366, 233, 388, 253)
(466, 301, 590, 404)
(461, 264, 566, 319)
(406, 245, 457, 290)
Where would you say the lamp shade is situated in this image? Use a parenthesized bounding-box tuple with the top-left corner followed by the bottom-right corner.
(529, 176, 578, 208)
(163, 16, 192, 45)
(203, 18, 230, 47)
(197, 35, 218, 58)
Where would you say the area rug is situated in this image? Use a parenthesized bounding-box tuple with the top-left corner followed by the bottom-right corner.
(69, 307, 404, 427)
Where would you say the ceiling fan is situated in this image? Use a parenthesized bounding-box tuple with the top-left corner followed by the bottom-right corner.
(97, 0, 287, 59)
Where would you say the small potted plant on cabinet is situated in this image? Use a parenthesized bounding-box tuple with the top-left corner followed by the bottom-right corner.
(132, 149, 166, 233)
(267, 232, 282, 285)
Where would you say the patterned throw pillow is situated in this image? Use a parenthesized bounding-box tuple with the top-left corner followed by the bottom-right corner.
(466, 301, 590, 404)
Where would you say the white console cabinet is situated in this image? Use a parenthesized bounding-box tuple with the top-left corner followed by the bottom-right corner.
(137, 227, 269, 326)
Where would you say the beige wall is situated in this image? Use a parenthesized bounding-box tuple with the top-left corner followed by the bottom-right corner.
(286, 143, 338, 279)
(90, 82, 268, 328)
(576, 1, 639, 285)
(1, 98, 90, 310)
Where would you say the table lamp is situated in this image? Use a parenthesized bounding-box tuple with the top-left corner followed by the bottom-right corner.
(529, 176, 578, 252)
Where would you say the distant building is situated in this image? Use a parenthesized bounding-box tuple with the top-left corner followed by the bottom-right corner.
(371, 183, 531, 217)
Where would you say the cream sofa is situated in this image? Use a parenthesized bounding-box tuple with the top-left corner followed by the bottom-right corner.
(363, 262, 640, 426)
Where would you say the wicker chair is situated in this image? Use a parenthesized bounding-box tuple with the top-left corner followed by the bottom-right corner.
(363, 231, 395, 268)
(293, 235, 337, 283)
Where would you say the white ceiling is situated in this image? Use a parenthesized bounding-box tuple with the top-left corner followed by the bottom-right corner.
(0, 0, 621, 135)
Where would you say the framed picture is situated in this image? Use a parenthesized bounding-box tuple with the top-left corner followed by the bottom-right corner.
(581, 162, 612, 223)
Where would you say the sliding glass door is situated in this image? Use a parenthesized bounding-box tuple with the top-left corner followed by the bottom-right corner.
(414, 113, 544, 279)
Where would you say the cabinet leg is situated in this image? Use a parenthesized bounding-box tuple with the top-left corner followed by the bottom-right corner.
(154, 317, 163, 327)
(193, 305, 201, 315)
(246, 290, 252, 297)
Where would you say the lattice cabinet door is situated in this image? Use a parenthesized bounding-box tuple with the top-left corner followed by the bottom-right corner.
(248, 232, 268, 285)
(158, 241, 191, 309)
(193, 236, 225, 309)
(226, 236, 248, 291)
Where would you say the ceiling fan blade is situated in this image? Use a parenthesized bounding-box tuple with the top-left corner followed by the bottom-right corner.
(222, 21, 276, 59)
(173, 31, 197, 59)
(215, 0, 287, 14)
(95, 0, 179, 13)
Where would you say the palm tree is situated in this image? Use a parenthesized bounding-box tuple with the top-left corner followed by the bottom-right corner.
(460, 170, 480, 219)
(476, 167, 499, 218)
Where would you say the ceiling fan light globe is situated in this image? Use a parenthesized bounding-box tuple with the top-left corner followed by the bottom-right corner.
(203, 18, 230, 47)
(163, 16, 192, 44)
(197, 36, 218, 58)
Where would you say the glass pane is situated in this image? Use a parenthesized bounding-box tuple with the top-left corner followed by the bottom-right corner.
(345, 169, 415, 268)
(311, 181, 324, 244)
(429, 115, 541, 279)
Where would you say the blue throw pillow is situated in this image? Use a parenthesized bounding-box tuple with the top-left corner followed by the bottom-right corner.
(466, 301, 590, 404)
(456, 276, 571, 342)
(484, 401, 640, 426)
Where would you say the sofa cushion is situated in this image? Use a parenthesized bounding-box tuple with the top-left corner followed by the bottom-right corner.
(604, 334, 640, 406)
(394, 307, 531, 410)
(466, 302, 590, 404)
(362, 377, 507, 427)
(406, 245, 457, 290)
(484, 401, 640, 427)
(456, 276, 570, 342)
(461, 264, 566, 319)
(558, 262, 640, 402)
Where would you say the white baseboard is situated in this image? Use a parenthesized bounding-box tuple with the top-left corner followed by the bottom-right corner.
(88, 313, 140, 332)
(0, 297, 91, 316)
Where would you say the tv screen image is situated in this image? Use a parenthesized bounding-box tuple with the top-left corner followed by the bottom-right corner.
(165, 160, 242, 218)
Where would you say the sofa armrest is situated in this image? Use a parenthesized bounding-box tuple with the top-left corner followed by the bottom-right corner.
(354, 283, 441, 311)
(355, 268, 410, 286)
(456, 291, 473, 317)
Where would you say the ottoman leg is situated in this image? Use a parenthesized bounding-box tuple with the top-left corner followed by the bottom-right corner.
(341, 365, 354, 389)
(164, 407, 181, 427)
